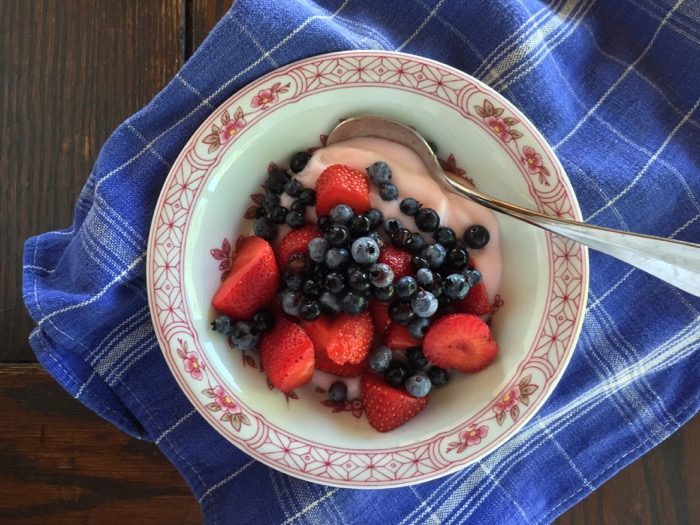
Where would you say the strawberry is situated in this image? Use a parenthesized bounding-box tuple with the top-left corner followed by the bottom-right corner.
(369, 300, 391, 334)
(212, 236, 279, 319)
(314, 345, 368, 377)
(315, 164, 371, 216)
(377, 246, 412, 280)
(303, 312, 373, 365)
(455, 262, 492, 316)
(361, 372, 428, 432)
(381, 322, 422, 349)
(276, 225, 321, 267)
(259, 316, 315, 392)
(422, 314, 498, 373)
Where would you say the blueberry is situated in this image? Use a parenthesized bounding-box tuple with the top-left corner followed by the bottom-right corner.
(286, 252, 311, 274)
(269, 205, 288, 224)
(252, 310, 275, 332)
(266, 170, 290, 194)
(283, 271, 303, 292)
(348, 267, 370, 292)
(406, 347, 429, 369)
(308, 237, 329, 263)
(391, 228, 413, 249)
(290, 199, 307, 213)
(447, 247, 469, 269)
(255, 206, 268, 218)
(399, 198, 421, 216)
(438, 294, 452, 307)
(384, 361, 410, 386)
(325, 247, 350, 269)
(396, 276, 418, 300)
(416, 268, 434, 287)
(319, 292, 342, 316)
(428, 366, 449, 386)
(284, 178, 303, 197)
(389, 301, 414, 324)
(464, 267, 482, 287)
(300, 300, 321, 320)
(422, 243, 447, 268)
(230, 321, 260, 351)
(326, 225, 349, 246)
(351, 237, 380, 264)
(368, 231, 385, 249)
(299, 188, 316, 206)
(405, 373, 432, 398)
(410, 233, 427, 253)
(254, 217, 278, 241)
(330, 204, 354, 225)
(290, 151, 311, 173)
(281, 290, 303, 316)
(407, 317, 431, 339)
(302, 279, 322, 299)
(262, 192, 280, 209)
(444, 273, 469, 299)
(373, 284, 396, 302)
(415, 208, 440, 232)
(285, 211, 305, 229)
(411, 290, 438, 318)
(368, 346, 393, 372)
(434, 227, 457, 248)
(384, 218, 402, 235)
(211, 314, 234, 335)
(349, 215, 371, 237)
(369, 263, 394, 288)
(367, 161, 392, 185)
(323, 272, 346, 293)
(379, 183, 399, 201)
(411, 256, 429, 270)
(365, 208, 384, 229)
(328, 381, 348, 402)
(341, 292, 368, 314)
(464, 224, 490, 249)
(317, 215, 333, 231)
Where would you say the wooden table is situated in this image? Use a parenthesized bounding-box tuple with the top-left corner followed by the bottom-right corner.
(1, 1, 697, 523)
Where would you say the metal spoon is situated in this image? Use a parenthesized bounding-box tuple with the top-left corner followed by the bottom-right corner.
(327, 115, 700, 297)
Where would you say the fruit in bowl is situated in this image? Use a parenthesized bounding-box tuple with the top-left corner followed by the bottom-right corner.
(209, 136, 502, 432)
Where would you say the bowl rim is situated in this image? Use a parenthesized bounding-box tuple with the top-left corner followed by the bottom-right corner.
(146, 49, 589, 488)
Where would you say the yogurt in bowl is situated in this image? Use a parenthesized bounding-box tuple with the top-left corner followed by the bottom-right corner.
(147, 50, 588, 487)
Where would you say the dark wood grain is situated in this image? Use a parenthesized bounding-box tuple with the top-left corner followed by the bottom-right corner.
(0, 365, 200, 524)
(0, 0, 182, 362)
(1, 0, 697, 523)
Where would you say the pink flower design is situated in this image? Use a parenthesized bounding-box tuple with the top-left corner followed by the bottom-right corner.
(251, 88, 279, 109)
(218, 117, 246, 144)
(460, 425, 489, 446)
(214, 386, 240, 414)
(183, 352, 204, 380)
(522, 146, 543, 173)
(494, 386, 520, 415)
(485, 116, 512, 142)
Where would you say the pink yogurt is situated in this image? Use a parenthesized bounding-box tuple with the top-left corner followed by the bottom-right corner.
(282, 137, 503, 396)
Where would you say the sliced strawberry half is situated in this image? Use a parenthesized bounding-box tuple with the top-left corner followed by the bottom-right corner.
(369, 300, 391, 334)
(303, 312, 373, 365)
(381, 322, 422, 349)
(259, 316, 315, 393)
(212, 236, 279, 319)
(377, 246, 412, 280)
(455, 262, 492, 316)
(276, 225, 321, 267)
(361, 372, 428, 432)
(315, 164, 371, 216)
(422, 314, 498, 373)
(314, 345, 368, 377)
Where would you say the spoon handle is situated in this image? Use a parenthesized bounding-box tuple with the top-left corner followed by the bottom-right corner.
(443, 175, 700, 297)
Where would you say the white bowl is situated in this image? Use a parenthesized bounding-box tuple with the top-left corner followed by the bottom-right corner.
(147, 51, 589, 488)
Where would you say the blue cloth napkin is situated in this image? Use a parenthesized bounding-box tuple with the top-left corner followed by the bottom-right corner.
(23, 1, 700, 523)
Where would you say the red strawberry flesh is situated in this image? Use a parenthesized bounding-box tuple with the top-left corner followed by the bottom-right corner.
(315, 164, 371, 216)
(259, 316, 315, 393)
(361, 372, 428, 432)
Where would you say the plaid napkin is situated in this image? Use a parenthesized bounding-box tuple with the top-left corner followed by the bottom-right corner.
(23, 1, 700, 523)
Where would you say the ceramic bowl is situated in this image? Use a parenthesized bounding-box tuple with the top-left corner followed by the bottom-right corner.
(147, 50, 589, 488)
